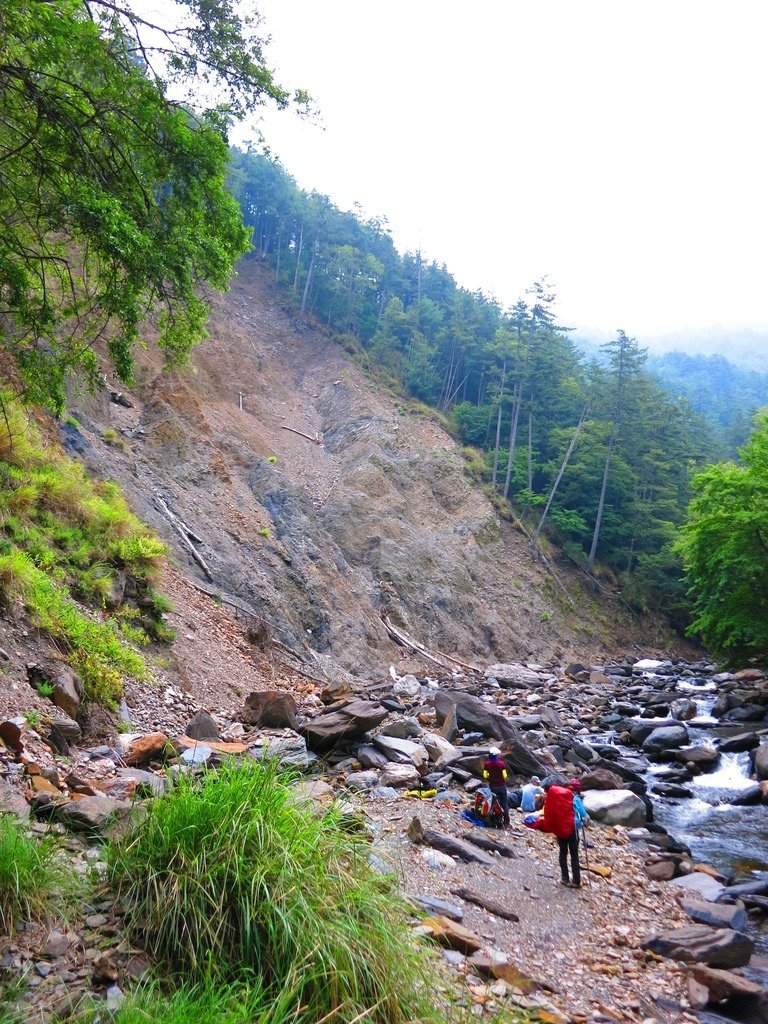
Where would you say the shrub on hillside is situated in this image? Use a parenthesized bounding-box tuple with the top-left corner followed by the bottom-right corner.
(106, 760, 444, 1024)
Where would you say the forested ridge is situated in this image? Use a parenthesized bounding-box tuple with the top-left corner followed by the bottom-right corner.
(230, 150, 758, 627)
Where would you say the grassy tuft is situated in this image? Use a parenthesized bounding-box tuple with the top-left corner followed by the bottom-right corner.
(107, 760, 445, 1024)
(0, 392, 172, 703)
(0, 817, 77, 934)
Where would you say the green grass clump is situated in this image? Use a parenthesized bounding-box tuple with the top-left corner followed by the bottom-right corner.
(0, 550, 146, 703)
(0, 817, 76, 934)
(107, 760, 444, 1024)
(59, 980, 299, 1024)
(0, 393, 173, 703)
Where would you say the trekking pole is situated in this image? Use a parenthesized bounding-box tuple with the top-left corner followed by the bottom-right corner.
(580, 825, 591, 887)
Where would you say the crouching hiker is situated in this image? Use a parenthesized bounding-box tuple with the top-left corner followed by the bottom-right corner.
(524, 778, 581, 888)
(482, 747, 510, 827)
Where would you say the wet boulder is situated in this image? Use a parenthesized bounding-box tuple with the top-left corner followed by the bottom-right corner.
(580, 768, 624, 791)
(675, 745, 720, 771)
(582, 788, 647, 827)
(754, 743, 768, 781)
(642, 725, 689, 754)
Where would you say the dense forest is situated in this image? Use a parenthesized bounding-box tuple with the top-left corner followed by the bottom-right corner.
(648, 352, 768, 455)
(229, 150, 753, 626)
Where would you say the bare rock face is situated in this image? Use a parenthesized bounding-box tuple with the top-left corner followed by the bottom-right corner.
(301, 700, 388, 752)
(642, 924, 754, 969)
(241, 690, 298, 730)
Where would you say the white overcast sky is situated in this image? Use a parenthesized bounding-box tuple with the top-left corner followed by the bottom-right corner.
(246, 0, 768, 344)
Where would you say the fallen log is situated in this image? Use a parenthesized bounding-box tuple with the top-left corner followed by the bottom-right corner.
(461, 832, 518, 859)
(450, 886, 520, 922)
(406, 816, 494, 866)
(381, 615, 482, 674)
(281, 424, 322, 444)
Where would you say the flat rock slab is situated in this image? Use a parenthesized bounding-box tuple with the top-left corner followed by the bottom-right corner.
(371, 734, 428, 766)
(689, 964, 764, 1003)
(680, 898, 748, 932)
(643, 925, 754, 968)
(670, 872, 725, 903)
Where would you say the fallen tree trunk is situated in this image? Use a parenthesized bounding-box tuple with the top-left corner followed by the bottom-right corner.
(381, 615, 482, 674)
(461, 832, 518, 859)
(450, 886, 520, 922)
(406, 816, 494, 866)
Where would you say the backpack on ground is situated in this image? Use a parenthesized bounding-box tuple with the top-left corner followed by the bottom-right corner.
(473, 786, 504, 828)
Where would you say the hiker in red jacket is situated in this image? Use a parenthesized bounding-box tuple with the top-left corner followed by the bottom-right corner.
(525, 778, 581, 888)
(482, 747, 510, 826)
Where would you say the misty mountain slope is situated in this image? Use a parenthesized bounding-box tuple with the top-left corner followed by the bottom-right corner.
(66, 261, 686, 678)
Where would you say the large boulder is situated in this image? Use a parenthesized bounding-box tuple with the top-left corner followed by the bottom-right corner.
(301, 700, 388, 752)
(421, 733, 462, 766)
(580, 768, 624, 791)
(484, 664, 545, 689)
(669, 872, 725, 902)
(642, 725, 689, 754)
(242, 690, 298, 730)
(185, 712, 219, 740)
(754, 743, 768, 781)
(372, 734, 428, 767)
(433, 691, 545, 775)
(582, 788, 647, 827)
(642, 925, 754, 969)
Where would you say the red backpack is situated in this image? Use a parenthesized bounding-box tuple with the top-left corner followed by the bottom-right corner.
(474, 787, 504, 827)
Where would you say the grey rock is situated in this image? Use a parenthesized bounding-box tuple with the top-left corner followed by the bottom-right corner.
(115, 767, 167, 797)
(301, 700, 388, 752)
(675, 745, 720, 770)
(372, 734, 428, 767)
(642, 925, 754, 968)
(642, 725, 690, 754)
(379, 717, 423, 739)
(484, 663, 545, 688)
(250, 732, 313, 769)
(180, 744, 214, 766)
(370, 786, 400, 800)
(433, 691, 545, 776)
(28, 662, 83, 720)
(344, 770, 379, 792)
(185, 711, 219, 740)
(380, 763, 420, 788)
(55, 796, 133, 839)
(356, 744, 390, 769)
(755, 743, 768, 781)
(669, 872, 725, 902)
(410, 894, 464, 921)
(392, 675, 421, 699)
(0, 779, 30, 819)
(581, 788, 647, 827)
(680, 898, 748, 931)
(49, 716, 81, 744)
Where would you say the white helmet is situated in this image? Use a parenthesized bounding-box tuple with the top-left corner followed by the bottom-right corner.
(489, 746, 501, 756)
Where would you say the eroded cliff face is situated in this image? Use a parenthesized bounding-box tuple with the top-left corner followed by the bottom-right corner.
(64, 260, 687, 680)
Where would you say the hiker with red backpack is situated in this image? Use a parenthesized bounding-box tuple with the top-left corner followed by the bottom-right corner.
(481, 747, 510, 826)
(524, 777, 582, 888)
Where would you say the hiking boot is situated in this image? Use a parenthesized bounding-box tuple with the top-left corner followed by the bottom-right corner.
(560, 878, 571, 886)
